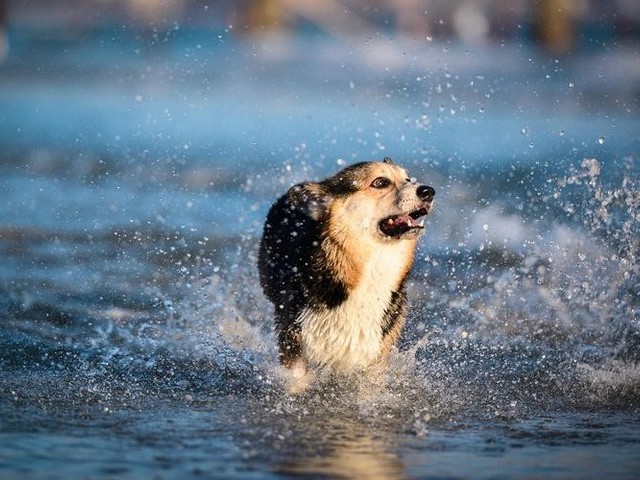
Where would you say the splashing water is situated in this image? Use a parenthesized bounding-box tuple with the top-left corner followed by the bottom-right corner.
(410, 157, 640, 414)
(26, 156, 632, 421)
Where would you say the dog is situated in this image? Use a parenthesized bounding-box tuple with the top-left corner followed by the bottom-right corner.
(258, 158, 434, 382)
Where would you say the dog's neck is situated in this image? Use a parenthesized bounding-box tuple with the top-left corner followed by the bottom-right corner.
(322, 226, 416, 292)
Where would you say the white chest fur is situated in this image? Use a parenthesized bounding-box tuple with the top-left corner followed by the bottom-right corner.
(298, 243, 409, 372)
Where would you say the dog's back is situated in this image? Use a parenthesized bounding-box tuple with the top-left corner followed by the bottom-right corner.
(258, 191, 328, 365)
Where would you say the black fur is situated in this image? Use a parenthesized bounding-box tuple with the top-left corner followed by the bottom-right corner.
(258, 188, 349, 364)
(381, 287, 407, 337)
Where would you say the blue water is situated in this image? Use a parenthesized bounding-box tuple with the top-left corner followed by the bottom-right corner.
(0, 25, 639, 479)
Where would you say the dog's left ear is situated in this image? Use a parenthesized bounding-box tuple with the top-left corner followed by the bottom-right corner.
(287, 182, 331, 221)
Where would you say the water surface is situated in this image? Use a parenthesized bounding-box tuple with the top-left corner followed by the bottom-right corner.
(1, 26, 639, 479)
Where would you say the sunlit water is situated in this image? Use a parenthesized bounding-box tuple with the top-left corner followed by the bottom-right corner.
(1, 26, 639, 478)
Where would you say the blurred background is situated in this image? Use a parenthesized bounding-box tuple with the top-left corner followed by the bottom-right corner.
(2, 0, 640, 56)
(1, 0, 638, 162)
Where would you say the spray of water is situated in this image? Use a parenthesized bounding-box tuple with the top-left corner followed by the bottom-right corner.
(60, 157, 638, 421)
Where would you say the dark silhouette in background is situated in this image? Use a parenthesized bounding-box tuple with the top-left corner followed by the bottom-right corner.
(0, 0, 8, 61)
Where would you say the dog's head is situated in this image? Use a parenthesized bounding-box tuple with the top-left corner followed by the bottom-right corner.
(288, 158, 435, 242)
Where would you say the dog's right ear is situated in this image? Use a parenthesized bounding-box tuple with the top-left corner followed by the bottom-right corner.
(287, 182, 331, 221)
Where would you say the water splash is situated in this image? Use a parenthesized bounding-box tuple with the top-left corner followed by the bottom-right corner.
(2, 156, 637, 422)
(122, 158, 640, 415)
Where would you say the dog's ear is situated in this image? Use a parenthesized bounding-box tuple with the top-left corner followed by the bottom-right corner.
(287, 182, 331, 221)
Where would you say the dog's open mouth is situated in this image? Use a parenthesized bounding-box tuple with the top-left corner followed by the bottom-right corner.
(379, 206, 430, 238)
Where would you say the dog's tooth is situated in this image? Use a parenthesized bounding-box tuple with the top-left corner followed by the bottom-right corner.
(419, 218, 425, 227)
(387, 218, 394, 224)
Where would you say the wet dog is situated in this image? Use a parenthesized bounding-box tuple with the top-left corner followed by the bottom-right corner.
(258, 158, 434, 383)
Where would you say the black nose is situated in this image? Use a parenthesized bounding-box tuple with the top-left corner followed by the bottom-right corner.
(417, 185, 435, 201)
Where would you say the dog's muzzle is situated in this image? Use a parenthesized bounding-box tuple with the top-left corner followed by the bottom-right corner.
(378, 184, 435, 238)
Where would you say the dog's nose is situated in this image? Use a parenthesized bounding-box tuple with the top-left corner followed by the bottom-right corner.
(417, 185, 435, 201)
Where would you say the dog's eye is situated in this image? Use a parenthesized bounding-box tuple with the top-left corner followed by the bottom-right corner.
(371, 177, 392, 189)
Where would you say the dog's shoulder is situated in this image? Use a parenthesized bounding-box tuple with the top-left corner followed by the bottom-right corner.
(258, 184, 349, 314)
(259, 184, 321, 271)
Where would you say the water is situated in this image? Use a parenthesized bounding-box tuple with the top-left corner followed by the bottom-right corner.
(1, 26, 639, 478)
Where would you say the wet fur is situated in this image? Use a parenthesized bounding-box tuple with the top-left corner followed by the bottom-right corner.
(258, 159, 433, 375)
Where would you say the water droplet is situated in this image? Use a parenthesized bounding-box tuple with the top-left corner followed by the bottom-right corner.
(415, 114, 430, 130)
(598, 136, 605, 145)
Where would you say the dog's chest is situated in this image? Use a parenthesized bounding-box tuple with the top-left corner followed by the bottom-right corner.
(299, 248, 405, 371)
